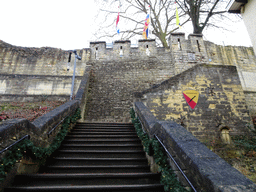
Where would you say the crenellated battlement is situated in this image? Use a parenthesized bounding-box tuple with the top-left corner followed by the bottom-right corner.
(88, 33, 256, 75)
(90, 39, 158, 60)
(89, 33, 211, 61)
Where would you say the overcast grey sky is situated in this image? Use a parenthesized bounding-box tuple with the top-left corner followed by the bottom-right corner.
(0, 0, 253, 50)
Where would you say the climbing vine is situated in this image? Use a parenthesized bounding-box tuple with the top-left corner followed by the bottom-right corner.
(0, 108, 81, 183)
(130, 108, 188, 192)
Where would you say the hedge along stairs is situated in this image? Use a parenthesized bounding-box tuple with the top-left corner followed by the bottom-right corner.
(5, 122, 166, 192)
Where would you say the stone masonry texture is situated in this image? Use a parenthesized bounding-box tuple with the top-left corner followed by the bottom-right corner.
(1, 34, 256, 137)
(139, 64, 252, 141)
(0, 40, 90, 102)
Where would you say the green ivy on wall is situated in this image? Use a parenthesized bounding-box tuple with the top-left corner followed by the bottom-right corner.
(0, 108, 81, 183)
(130, 108, 189, 192)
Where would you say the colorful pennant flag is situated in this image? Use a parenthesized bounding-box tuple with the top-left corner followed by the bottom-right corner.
(176, 3, 181, 28)
(116, 12, 120, 34)
(142, 14, 150, 39)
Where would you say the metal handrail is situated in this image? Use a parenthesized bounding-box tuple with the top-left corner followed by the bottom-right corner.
(0, 108, 76, 156)
(154, 134, 197, 192)
(0, 135, 30, 155)
(47, 111, 74, 137)
(134, 114, 197, 191)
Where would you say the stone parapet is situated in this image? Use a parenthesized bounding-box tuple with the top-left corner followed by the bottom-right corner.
(134, 101, 256, 192)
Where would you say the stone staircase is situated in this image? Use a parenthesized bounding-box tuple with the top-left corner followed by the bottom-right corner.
(5, 122, 164, 192)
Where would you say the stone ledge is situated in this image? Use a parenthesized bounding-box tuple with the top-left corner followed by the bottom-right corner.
(134, 101, 256, 192)
(171, 33, 185, 36)
(134, 102, 157, 137)
(0, 74, 83, 79)
(30, 100, 79, 135)
(138, 39, 156, 42)
(188, 34, 203, 37)
(0, 94, 69, 101)
(90, 41, 106, 44)
(0, 119, 29, 153)
(114, 40, 131, 44)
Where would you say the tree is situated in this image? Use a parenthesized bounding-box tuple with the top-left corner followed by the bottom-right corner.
(93, 0, 190, 47)
(175, 0, 235, 34)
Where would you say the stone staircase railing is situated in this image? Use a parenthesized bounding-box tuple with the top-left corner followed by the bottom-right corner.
(0, 66, 91, 189)
(134, 101, 256, 192)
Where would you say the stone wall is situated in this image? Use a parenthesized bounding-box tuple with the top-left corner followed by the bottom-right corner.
(0, 40, 90, 76)
(0, 74, 81, 96)
(0, 40, 90, 102)
(1, 33, 256, 119)
(136, 64, 253, 141)
(85, 56, 174, 122)
(85, 35, 256, 124)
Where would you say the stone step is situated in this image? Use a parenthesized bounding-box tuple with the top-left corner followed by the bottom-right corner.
(12, 173, 161, 186)
(71, 128, 135, 132)
(67, 132, 137, 135)
(47, 157, 148, 166)
(64, 135, 139, 138)
(5, 122, 164, 192)
(39, 165, 151, 173)
(5, 184, 164, 192)
(62, 138, 141, 145)
(52, 150, 146, 158)
(58, 144, 143, 150)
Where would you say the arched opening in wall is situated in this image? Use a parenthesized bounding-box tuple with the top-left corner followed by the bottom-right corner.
(178, 39, 182, 50)
(196, 40, 201, 52)
(146, 45, 148, 48)
(220, 127, 231, 144)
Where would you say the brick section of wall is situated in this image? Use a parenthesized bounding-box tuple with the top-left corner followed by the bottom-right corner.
(84, 57, 175, 123)
(138, 64, 253, 141)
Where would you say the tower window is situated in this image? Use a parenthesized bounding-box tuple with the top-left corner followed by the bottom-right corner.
(197, 40, 201, 52)
(178, 39, 182, 50)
